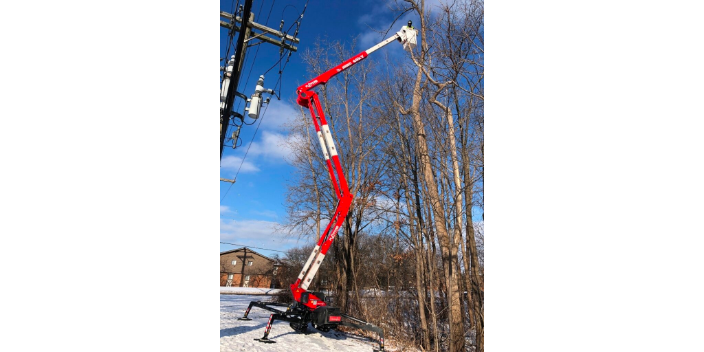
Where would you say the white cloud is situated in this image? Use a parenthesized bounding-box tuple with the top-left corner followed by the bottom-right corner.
(260, 100, 301, 132)
(220, 218, 303, 250)
(222, 101, 304, 167)
(221, 155, 259, 174)
(220, 205, 231, 214)
(375, 195, 406, 212)
(357, 13, 375, 26)
(250, 209, 279, 219)
(246, 130, 304, 163)
(356, 0, 390, 27)
(358, 30, 386, 52)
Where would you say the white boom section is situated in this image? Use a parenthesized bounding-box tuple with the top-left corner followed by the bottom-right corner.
(297, 245, 321, 281)
(301, 251, 326, 289)
(321, 125, 338, 157)
(316, 131, 330, 160)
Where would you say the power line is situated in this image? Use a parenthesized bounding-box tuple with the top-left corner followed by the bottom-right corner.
(221, 1, 237, 60)
(230, 0, 267, 116)
(220, 0, 254, 158)
(220, 178, 235, 201)
(220, 242, 288, 253)
(220, 1, 301, 150)
(220, 0, 306, 176)
(221, 0, 241, 88)
(271, 0, 308, 97)
(221, 102, 269, 201)
(231, 0, 275, 117)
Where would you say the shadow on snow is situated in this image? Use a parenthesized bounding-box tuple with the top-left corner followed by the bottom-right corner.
(269, 324, 378, 345)
(220, 322, 267, 338)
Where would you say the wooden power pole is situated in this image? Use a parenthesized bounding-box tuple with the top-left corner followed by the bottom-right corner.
(237, 247, 254, 287)
(219, 3, 300, 159)
(220, 0, 253, 159)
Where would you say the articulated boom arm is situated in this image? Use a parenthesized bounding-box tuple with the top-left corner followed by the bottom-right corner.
(290, 22, 417, 308)
(238, 22, 418, 352)
(289, 87, 353, 308)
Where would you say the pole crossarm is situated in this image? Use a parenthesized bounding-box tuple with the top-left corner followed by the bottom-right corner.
(220, 11, 300, 43)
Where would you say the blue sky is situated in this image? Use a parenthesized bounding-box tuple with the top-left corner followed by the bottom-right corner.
(219, 0, 440, 256)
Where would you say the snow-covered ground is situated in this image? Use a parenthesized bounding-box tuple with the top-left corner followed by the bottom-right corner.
(220, 287, 283, 295)
(220, 294, 390, 352)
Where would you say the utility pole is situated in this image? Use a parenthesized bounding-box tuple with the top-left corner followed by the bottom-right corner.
(220, 12, 299, 52)
(220, 0, 253, 159)
(219, 4, 300, 158)
(224, 12, 251, 156)
(237, 247, 254, 287)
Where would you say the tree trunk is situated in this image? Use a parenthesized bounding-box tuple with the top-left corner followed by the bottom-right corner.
(396, 117, 431, 350)
(407, 62, 464, 351)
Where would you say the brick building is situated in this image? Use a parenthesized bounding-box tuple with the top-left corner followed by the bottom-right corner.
(220, 247, 281, 288)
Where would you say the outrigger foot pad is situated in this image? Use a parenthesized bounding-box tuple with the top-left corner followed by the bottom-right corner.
(237, 317, 252, 321)
(255, 338, 276, 344)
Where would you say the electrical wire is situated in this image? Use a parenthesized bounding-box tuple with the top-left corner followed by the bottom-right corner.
(224, 0, 261, 147)
(220, 242, 288, 254)
(221, 102, 270, 201)
(233, 0, 267, 114)
(227, 0, 305, 146)
(262, 0, 308, 98)
(237, 103, 269, 178)
(264, 0, 276, 26)
(222, 0, 308, 154)
(221, 176, 236, 202)
(221, 0, 244, 149)
(248, 0, 307, 93)
(221, 0, 241, 87)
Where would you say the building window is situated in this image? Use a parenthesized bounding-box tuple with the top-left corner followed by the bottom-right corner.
(232, 260, 236, 265)
(248, 261, 253, 266)
(245, 275, 250, 281)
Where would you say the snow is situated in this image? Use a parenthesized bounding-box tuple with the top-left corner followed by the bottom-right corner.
(220, 294, 390, 352)
(220, 287, 283, 295)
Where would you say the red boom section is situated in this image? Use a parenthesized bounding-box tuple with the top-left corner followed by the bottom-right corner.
(306, 91, 340, 198)
(296, 51, 368, 97)
(291, 90, 354, 310)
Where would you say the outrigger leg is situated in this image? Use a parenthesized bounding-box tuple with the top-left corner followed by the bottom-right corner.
(238, 301, 291, 321)
(339, 313, 385, 351)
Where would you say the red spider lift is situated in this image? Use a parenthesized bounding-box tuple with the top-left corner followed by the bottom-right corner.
(237, 21, 417, 352)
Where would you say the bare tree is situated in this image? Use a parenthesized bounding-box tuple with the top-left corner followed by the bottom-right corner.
(382, 1, 467, 350)
(280, 1, 484, 350)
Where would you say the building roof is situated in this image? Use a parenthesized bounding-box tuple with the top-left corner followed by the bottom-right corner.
(220, 247, 277, 263)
